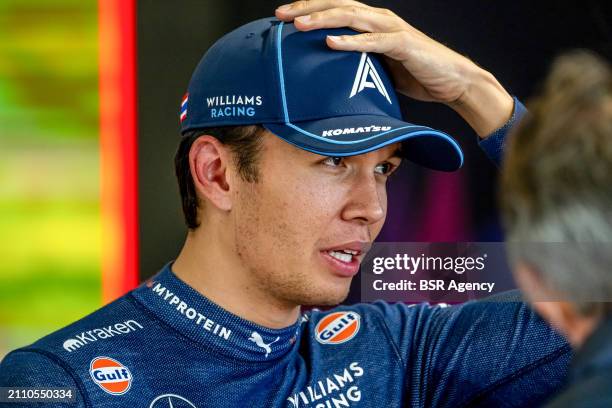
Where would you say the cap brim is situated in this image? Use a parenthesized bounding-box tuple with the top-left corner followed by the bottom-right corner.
(263, 114, 463, 172)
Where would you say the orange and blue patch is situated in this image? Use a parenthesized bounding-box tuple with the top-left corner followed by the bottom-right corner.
(89, 356, 133, 395)
(315, 311, 361, 345)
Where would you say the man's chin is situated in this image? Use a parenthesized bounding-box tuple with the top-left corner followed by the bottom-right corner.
(297, 285, 352, 307)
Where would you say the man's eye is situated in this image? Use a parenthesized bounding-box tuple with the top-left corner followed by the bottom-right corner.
(375, 162, 397, 176)
(322, 157, 343, 167)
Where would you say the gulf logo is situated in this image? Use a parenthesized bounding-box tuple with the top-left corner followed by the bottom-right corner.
(89, 356, 133, 395)
(315, 311, 361, 345)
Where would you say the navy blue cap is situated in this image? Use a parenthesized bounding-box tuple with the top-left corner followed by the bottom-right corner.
(180, 17, 463, 171)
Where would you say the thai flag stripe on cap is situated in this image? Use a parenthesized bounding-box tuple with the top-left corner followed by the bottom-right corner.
(180, 93, 188, 122)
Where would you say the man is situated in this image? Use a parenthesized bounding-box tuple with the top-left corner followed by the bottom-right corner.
(501, 50, 612, 407)
(0, 1, 570, 407)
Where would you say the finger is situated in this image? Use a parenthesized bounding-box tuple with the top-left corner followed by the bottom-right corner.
(275, 0, 363, 20)
(292, 5, 403, 34)
(325, 31, 408, 61)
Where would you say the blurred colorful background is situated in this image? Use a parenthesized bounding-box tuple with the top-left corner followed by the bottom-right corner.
(0, 0, 101, 358)
(0, 0, 137, 359)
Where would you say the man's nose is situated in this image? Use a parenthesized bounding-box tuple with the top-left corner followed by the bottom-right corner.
(340, 173, 385, 225)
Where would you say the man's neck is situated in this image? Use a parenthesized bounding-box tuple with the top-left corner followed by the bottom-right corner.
(565, 315, 601, 349)
(171, 227, 301, 330)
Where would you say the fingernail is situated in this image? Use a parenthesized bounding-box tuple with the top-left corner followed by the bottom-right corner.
(327, 35, 341, 41)
(295, 15, 311, 24)
(276, 4, 291, 12)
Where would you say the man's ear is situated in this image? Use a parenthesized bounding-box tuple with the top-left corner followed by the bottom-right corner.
(514, 261, 564, 328)
(513, 261, 550, 302)
(514, 261, 598, 347)
(189, 135, 233, 212)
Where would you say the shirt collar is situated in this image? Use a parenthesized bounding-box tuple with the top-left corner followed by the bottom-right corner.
(131, 260, 304, 362)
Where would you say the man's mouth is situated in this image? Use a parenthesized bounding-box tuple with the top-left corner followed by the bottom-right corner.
(319, 241, 371, 277)
(326, 249, 360, 263)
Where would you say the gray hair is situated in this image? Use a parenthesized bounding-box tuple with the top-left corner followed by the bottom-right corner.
(501, 50, 612, 316)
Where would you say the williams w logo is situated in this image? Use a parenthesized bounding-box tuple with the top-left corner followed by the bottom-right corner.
(349, 52, 392, 104)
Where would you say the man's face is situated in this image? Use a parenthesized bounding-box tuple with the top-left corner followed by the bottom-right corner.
(231, 131, 402, 307)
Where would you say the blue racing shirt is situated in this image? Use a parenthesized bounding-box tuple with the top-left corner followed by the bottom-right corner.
(0, 98, 571, 408)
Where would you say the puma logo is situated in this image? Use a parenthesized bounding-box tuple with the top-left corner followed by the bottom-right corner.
(249, 331, 280, 358)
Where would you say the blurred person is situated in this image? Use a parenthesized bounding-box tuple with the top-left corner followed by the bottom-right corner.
(1, 1, 571, 407)
(502, 50, 612, 407)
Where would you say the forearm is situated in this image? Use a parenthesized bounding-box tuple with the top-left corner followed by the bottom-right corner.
(448, 66, 515, 138)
